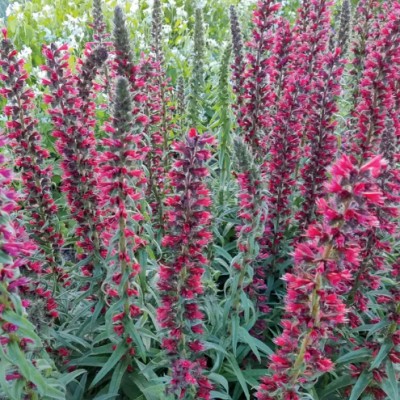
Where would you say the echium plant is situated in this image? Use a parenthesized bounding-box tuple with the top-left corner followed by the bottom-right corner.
(229, 5, 245, 112)
(176, 75, 186, 131)
(91, 0, 112, 99)
(157, 129, 214, 399)
(216, 43, 232, 206)
(0, 136, 63, 399)
(336, 4, 400, 396)
(112, 6, 135, 81)
(256, 154, 388, 400)
(341, 0, 379, 142)
(142, 0, 174, 232)
(350, 0, 400, 161)
(235, 0, 280, 156)
(297, 48, 344, 231)
(91, 0, 109, 46)
(1, 1, 400, 399)
(335, 0, 351, 55)
(0, 29, 64, 317)
(260, 0, 332, 266)
(42, 42, 108, 277)
(188, 8, 206, 127)
(98, 76, 147, 368)
(228, 138, 267, 325)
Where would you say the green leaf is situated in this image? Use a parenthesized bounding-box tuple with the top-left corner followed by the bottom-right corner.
(125, 323, 147, 361)
(208, 372, 229, 393)
(90, 342, 127, 388)
(108, 358, 129, 394)
(2, 311, 41, 342)
(320, 375, 354, 399)
(93, 395, 119, 400)
(59, 370, 86, 386)
(381, 361, 399, 400)
(238, 327, 260, 362)
(349, 371, 372, 400)
(8, 342, 65, 399)
(210, 391, 232, 399)
(336, 348, 371, 364)
(130, 372, 166, 400)
(0, 249, 13, 264)
(71, 372, 88, 400)
(369, 341, 392, 370)
(226, 353, 250, 400)
(203, 340, 228, 356)
(231, 315, 239, 356)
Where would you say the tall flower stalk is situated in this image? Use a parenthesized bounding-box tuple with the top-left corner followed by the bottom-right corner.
(113, 6, 135, 81)
(99, 76, 147, 360)
(236, 0, 280, 156)
(91, 0, 112, 100)
(0, 136, 63, 398)
(349, 1, 400, 161)
(297, 49, 344, 230)
(335, 0, 351, 55)
(229, 138, 267, 324)
(157, 129, 214, 400)
(260, 0, 332, 265)
(144, 0, 174, 232)
(188, 8, 205, 127)
(217, 43, 232, 206)
(42, 42, 107, 263)
(0, 30, 64, 296)
(229, 5, 245, 113)
(257, 155, 388, 400)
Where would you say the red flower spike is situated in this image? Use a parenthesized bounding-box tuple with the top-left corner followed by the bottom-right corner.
(256, 154, 389, 399)
(157, 129, 214, 399)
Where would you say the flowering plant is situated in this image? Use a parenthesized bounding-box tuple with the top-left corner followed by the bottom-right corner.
(0, 1, 399, 399)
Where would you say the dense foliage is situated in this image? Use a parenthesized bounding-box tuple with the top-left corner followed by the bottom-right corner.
(0, 0, 399, 399)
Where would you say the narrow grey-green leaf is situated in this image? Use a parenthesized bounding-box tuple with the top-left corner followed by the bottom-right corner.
(90, 342, 127, 388)
(349, 371, 372, 400)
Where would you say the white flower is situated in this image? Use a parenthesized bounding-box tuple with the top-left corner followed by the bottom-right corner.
(32, 12, 42, 22)
(42, 5, 54, 15)
(18, 46, 32, 61)
(176, 7, 187, 19)
(31, 66, 47, 81)
(130, 0, 140, 14)
(42, 27, 56, 42)
(162, 25, 172, 35)
(6, 3, 22, 17)
(207, 38, 218, 49)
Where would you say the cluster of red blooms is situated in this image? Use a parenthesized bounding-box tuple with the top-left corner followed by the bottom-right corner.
(257, 155, 388, 399)
(350, 2, 400, 161)
(42, 43, 107, 259)
(338, 4, 400, 396)
(231, 138, 269, 336)
(157, 129, 214, 399)
(0, 29, 65, 318)
(0, 136, 50, 389)
(347, 0, 380, 103)
(145, 0, 176, 228)
(0, 30, 63, 273)
(236, 0, 280, 155)
(136, 53, 171, 228)
(297, 48, 344, 230)
(90, 0, 112, 98)
(99, 76, 147, 344)
(266, 0, 332, 253)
